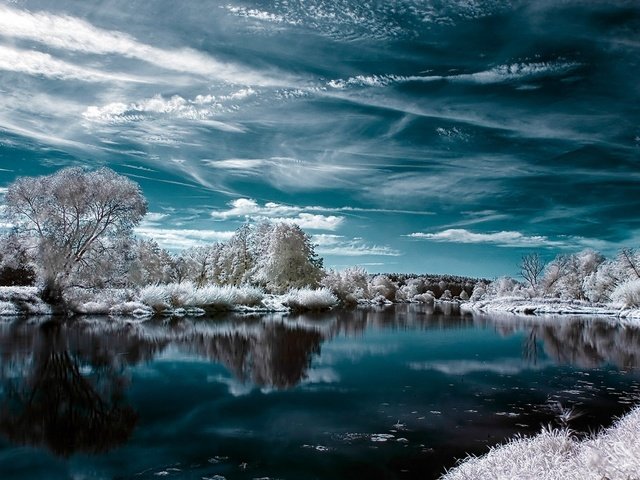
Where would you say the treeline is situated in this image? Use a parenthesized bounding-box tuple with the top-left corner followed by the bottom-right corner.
(474, 249, 640, 307)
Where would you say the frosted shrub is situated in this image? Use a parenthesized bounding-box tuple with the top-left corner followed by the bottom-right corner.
(369, 275, 397, 301)
(232, 285, 265, 306)
(459, 290, 469, 301)
(284, 288, 338, 311)
(486, 277, 520, 298)
(440, 289, 452, 301)
(193, 285, 238, 309)
(321, 267, 370, 305)
(412, 292, 435, 304)
(470, 282, 487, 301)
(610, 279, 640, 308)
(139, 284, 171, 311)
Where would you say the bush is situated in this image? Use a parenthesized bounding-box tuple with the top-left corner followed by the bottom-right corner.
(321, 267, 370, 306)
(283, 288, 338, 311)
(610, 279, 640, 308)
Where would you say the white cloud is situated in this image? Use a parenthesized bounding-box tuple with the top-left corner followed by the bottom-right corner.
(210, 198, 343, 231)
(144, 212, 169, 223)
(263, 213, 344, 231)
(0, 45, 149, 83)
(407, 229, 561, 248)
(0, 5, 290, 86)
(135, 226, 234, 250)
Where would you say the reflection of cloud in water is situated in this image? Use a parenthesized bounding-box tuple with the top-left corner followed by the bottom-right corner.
(302, 367, 340, 384)
(317, 342, 399, 366)
(408, 359, 551, 376)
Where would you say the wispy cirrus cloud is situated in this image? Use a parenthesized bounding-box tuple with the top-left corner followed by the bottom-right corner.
(313, 234, 401, 257)
(0, 4, 284, 86)
(0, 45, 149, 83)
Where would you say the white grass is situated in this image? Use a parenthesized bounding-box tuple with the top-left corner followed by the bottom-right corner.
(138, 284, 171, 311)
(283, 288, 338, 311)
(137, 283, 266, 311)
(442, 407, 640, 480)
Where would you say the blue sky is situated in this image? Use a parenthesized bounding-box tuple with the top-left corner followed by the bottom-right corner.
(0, 0, 639, 278)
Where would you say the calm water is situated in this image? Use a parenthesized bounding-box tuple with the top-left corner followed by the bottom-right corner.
(1, 304, 640, 480)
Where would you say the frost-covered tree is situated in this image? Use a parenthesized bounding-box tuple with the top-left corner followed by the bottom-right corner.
(127, 239, 174, 286)
(252, 222, 323, 293)
(218, 223, 255, 286)
(174, 244, 224, 286)
(5, 168, 147, 303)
(542, 249, 604, 300)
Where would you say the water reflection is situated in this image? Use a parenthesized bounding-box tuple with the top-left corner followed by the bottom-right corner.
(480, 313, 640, 370)
(0, 305, 639, 458)
(0, 321, 137, 457)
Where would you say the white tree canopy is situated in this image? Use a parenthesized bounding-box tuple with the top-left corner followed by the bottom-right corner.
(5, 167, 147, 302)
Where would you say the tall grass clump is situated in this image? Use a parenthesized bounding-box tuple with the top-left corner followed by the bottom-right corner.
(137, 283, 266, 312)
(283, 287, 338, 311)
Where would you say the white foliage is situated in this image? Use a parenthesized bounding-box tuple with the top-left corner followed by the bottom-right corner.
(610, 279, 640, 308)
(443, 407, 640, 480)
(321, 266, 370, 305)
(284, 287, 338, 311)
(138, 284, 171, 311)
(369, 275, 397, 301)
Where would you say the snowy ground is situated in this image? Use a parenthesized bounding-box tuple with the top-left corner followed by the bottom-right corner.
(442, 406, 640, 480)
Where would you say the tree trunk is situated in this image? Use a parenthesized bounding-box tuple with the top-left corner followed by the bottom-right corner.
(41, 277, 64, 308)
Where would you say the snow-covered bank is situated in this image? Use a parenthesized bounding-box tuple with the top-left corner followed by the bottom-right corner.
(0, 284, 338, 318)
(461, 297, 640, 322)
(442, 406, 640, 480)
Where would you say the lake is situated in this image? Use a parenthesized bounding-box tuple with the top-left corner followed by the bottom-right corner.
(1, 304, 639, 479)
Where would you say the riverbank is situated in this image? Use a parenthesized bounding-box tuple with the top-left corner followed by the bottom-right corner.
(0, 284, 339, 317)
(442, 406, 640, 480)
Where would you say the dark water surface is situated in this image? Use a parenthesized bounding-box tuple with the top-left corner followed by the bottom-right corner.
(1, 304, 640, 479)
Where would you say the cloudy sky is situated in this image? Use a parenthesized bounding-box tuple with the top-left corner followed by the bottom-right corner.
(0, 0, 638, 277)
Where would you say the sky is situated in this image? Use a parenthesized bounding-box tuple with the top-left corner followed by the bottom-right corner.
(0, 0, 639, 278)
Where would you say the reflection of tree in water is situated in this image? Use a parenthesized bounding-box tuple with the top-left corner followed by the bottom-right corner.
(172, 320, 322, 389)
(534, 320, 640, 369)
(481, 313, 640, 369)
(0, 321, 143, 457)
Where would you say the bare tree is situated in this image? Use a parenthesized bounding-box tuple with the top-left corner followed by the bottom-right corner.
(520, 252, 545, 289)
(619, 248, 640, 279)
(5, 167, 147, 304)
